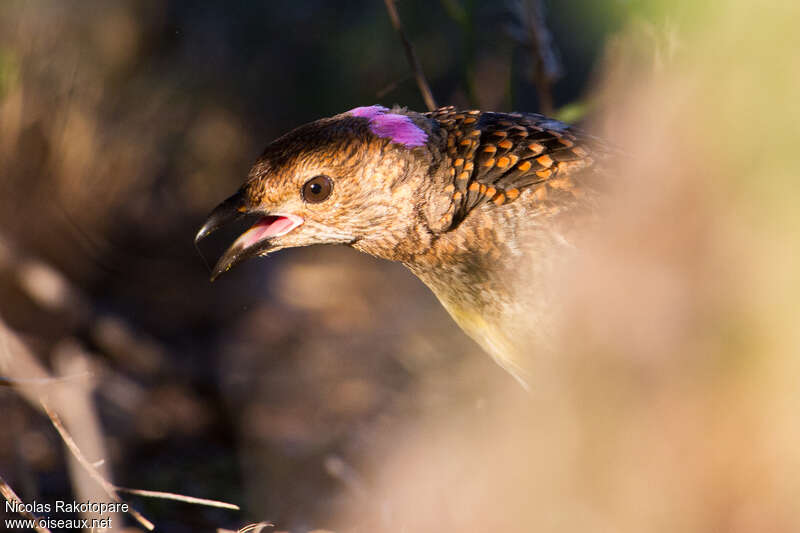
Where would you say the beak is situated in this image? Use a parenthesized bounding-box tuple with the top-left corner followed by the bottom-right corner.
(195, 190, 247, 244)
(195, 190, 304, 281)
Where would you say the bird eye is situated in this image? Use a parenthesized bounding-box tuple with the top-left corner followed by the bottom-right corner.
(302, 175, 333, 203)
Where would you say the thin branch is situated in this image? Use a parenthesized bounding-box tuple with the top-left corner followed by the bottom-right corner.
(0, 474, 52, 533)
(508, 0, 562, 115)
(382, 0, 438, 111)
(238, 522, 273, 533)
(116, 487, 240, 510)
(41, 399, 241, 529)
(217, 521, 273, 533)
(41, 400, 156, 531)
(526, 0, 556, 114)
(2, 318, 239, 530)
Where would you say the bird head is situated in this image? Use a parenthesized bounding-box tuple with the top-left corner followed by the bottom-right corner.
(196, 106, 442, 280)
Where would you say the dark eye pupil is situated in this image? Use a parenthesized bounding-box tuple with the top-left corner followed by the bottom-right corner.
(302, 175, 332, 203)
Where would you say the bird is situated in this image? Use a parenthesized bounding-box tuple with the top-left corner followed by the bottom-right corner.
(196, 105, 608, 385)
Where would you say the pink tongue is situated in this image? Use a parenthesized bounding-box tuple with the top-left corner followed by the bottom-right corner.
(241, 216, 296, 247)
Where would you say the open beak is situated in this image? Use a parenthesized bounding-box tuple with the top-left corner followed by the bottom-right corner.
(195, 190, 304, 281)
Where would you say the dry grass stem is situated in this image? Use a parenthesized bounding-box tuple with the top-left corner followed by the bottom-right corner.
(40, 400, 156, 531)
(217, 521, 274, 533)
(0, 474, 52, 533)
(116, 487, 240, 510)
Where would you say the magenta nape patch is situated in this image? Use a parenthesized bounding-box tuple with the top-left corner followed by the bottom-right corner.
(348, 105, 428, 148)
(349, 105, 389, 119)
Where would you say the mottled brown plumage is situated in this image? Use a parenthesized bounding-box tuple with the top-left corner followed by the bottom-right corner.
(197, 106, 609, 384)
(424, 106, 597, 230)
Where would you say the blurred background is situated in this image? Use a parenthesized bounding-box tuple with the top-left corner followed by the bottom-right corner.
(1, 1, 799, 531)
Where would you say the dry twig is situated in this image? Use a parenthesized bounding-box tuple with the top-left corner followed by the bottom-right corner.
(507, 0, 562, 115)
(40, 400, 156, 530)
(41, 399, 241, 530)
(0, 474, 52, 533)
(382, 0, 438, 111)
(1, 297, 239, 530)
(217, 521, 274, 533)
(116, 487, 240, 511)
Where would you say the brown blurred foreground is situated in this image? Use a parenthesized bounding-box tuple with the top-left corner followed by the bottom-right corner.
(329, 4, 800, 531)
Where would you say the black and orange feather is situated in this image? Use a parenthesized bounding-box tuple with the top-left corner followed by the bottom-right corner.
(426, 106, 603, 229)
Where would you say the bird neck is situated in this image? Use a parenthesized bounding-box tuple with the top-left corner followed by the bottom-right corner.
(400, 204, 565, 385)
(402, 213, 533, 381)
(404, 206, 515, 313)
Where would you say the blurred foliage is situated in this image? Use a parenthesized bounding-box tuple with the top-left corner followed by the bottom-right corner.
(0, 47, 19, 98)
(553, 99, 589, 123)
